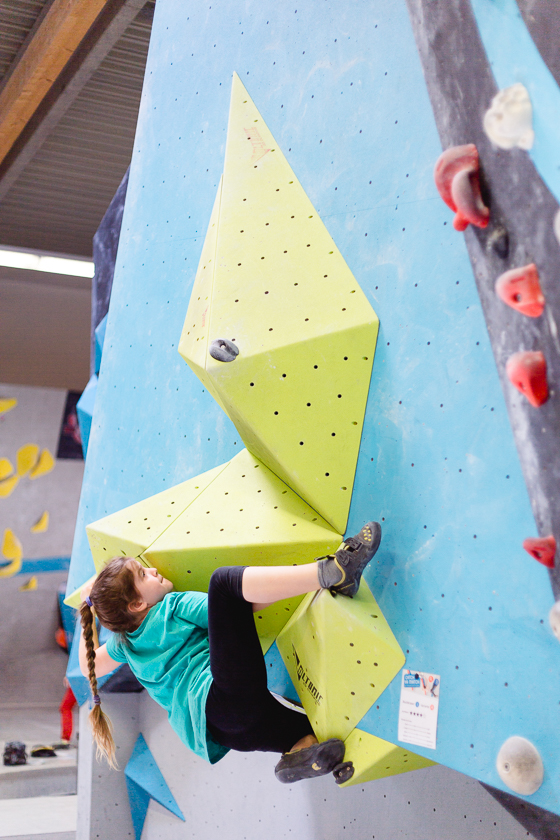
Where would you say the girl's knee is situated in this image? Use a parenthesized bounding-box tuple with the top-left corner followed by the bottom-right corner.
(209, 566, 246, 600)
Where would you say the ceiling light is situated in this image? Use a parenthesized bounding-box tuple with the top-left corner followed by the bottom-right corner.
(0, 247, 94, 278)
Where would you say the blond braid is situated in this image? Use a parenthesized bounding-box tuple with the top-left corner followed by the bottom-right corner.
(80, 602, 118, 769)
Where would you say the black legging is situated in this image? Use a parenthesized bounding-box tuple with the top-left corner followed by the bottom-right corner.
(205, 566, 314, 753)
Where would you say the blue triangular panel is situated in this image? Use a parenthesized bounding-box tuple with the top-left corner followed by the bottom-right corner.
(125, 734, 185, 828)
(94, 314, 108, 375)
(125, 777, 151, 840)
(76, 374, 98, 457)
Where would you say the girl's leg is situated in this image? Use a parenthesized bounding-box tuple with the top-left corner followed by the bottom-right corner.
(205, 566, 315, 753)
(241, 562, 320, 605)
(206, 523, 381, 753)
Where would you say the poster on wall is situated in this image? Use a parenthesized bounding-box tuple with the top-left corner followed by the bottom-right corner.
(398, 669, 440, 750)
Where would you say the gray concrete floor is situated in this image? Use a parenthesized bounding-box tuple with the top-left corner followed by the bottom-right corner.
(0, 704, 78, 804)
(0, 795, 77, 838)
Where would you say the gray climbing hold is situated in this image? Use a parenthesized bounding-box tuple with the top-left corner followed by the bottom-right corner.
(496, 736, 543, 795)
(209, 338, 239, 362)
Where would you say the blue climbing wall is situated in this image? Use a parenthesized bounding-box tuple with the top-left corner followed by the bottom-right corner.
(68, 0, 560, 814)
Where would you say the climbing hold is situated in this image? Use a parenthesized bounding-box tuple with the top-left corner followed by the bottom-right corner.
(0, 458, 13, 481)
(0, 397, 17, 416)
(506, 351, 548, 407)
(483, 84, 534, 151)
(434, 144, 489, 231)
(19, 576, 38, 592)
(495, 264, 545, 318)
(209, 338, 239, 362)
(332, 760, 355, 785)
(0, 474, 19, 498)
(496, 736, 543, 795)
(523, 536, 556, 568)
(549, 601, 560, 642)
(29, 449, 55, 479)
(554, 209, 560, 246)
(0, 528, 23, 578)
(31, 511, 49, 534)
(487, 226, 509, 259)
(17, 443, 39, 477)
(2, 528, 22, 561)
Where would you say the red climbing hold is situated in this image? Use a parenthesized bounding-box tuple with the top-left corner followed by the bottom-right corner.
(434, 144, 490, 231)
(506, 351, 549, 407)
(495, 264, 545, 318)
(523, 536, 556, 568)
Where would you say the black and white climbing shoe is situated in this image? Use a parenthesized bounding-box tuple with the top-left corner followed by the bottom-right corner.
(317, 521, 381, 597)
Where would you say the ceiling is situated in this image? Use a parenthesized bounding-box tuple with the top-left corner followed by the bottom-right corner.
(0, 0, 155, 390)
(0, 0, 155, 258)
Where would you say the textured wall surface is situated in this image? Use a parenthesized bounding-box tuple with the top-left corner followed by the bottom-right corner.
(68, 0, 559, 823)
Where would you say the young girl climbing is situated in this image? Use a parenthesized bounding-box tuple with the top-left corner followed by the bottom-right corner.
(79, 521, 381, 783)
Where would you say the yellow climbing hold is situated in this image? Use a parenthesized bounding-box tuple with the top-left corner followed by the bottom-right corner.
(0, 474, 19, 498)
(29, 449, 55, 479)
(0, 458, 13, 480)
(31, 511, 49, 533)
(0, 529, 23, 577)
(17, 443, 39, 477)
(0, 398, 17, 417)
(2, 528, 23, 560)
(19, 576, 38, 592)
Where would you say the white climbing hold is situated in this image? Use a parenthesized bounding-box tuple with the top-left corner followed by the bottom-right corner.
(553, 209, 560, 246)
(483, 83, 534, 150)
(549, 601, 560, 641)
(496, 736, 543, 795)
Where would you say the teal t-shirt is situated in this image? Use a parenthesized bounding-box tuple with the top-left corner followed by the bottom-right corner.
(105, 591, 228, 764)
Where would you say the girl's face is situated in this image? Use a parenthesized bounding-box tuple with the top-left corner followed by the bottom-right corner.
(129, 559, 174, 607)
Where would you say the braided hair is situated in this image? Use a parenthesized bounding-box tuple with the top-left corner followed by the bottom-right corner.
(80, 556, 143, 768)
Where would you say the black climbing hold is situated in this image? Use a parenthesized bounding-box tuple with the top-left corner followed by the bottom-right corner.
(209, 338, 239, 362)
(487, 226, 509, 259)
(333, 760, 355, 784)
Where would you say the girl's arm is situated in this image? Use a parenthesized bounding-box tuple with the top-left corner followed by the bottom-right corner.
(78, 624, 121, 679)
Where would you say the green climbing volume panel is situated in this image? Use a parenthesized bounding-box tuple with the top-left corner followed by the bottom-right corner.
(179, 73, 379, 534)
(277, 582, 405, 742)
(339, 728, 436, 787)
(85, 463, 227, 571)
(142, 447, 342, 650)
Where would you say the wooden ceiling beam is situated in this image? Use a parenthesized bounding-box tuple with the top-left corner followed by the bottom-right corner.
(0, 0, 150, 198)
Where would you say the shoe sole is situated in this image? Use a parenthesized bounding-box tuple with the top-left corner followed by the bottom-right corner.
(331, 521, 382, 596)
(275, 738, 346, 783)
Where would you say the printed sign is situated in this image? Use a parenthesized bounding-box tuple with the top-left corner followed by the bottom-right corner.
(398, 669, 440, 750)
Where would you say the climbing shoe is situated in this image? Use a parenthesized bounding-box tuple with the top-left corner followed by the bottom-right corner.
(317, 521, 381, 597)
(30, 745, 56, 758)
(3, 741, 27, 766)
(274, 738, 346, 783)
